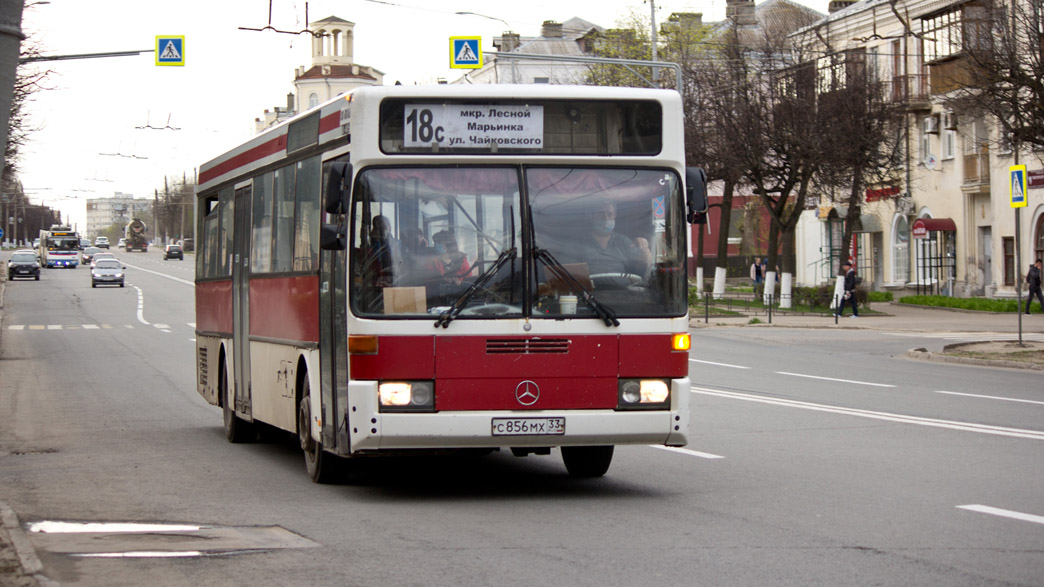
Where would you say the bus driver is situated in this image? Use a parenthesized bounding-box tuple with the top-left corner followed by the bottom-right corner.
(581, 198, 652, 277)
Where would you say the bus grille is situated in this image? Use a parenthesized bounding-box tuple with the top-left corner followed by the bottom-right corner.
(487, 338, 570, 354)
(198, 347, 208, 387)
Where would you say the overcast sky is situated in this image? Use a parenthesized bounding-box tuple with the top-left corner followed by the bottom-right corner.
(15, 0, 828, 233)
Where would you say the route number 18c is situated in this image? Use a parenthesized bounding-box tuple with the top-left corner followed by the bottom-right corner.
(405, 107, 445, 144)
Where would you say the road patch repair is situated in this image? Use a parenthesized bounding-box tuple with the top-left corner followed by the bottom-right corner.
(23, 519, 318, 559)
(908, 340, 1044, 370)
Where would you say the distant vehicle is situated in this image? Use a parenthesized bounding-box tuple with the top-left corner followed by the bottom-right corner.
(117, 238, 126, 249)
(181, 238, 194, 252)
(124, 219, 148, 252)
(90, 252, 117, 269)
(81, 246, 102, 265)
(163, 244, 184, 260)
(95, 236, 110, 249)
(32, 238, 40, 249)
(90, 259, 125, 288)
(7, 250, 41, 280)
(80, 238, 91, 249)
(38, 226, 81, 268)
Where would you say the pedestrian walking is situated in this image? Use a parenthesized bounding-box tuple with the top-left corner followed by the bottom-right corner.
(750, 257, 763, 290)
(1026, 259, 1043, 314)
(835, 261, 859, 318)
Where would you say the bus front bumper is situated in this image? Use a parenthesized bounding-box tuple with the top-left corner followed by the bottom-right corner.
(345, 378, 689, 454)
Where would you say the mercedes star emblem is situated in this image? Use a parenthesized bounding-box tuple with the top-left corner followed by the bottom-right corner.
(515, 380, 540, 406)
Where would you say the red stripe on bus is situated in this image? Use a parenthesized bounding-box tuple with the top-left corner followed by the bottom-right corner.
(199, 134, 287, 186)
(196, 279, 233, 334)
(249, 275, 320, 342)
(349, 336, 436, 380)
(319, 110, 341, 135)
(619, 334, 688, 377)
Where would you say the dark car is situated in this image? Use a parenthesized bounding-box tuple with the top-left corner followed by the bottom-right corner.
(91, 259, 125, 288)
(164, 244, 184, 260)
(81, 246, 102, 265)
(7, 251, 41, 280)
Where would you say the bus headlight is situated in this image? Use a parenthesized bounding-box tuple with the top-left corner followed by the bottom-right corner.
(378, 381, 435, 412)
(617, 379, 670, 410)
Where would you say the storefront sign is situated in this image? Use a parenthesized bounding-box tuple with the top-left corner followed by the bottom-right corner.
(1028, 169, 1044, 189)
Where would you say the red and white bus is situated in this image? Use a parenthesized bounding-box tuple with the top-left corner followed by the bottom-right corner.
(195, 84, 706, 482)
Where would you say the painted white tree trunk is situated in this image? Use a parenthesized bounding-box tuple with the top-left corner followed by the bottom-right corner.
(763, 271, 776, 305)
(713, 266, 727, 300)
(779, 272, 793, 308)
(831, 275, 845, 310)
(695, 266, 704, 294)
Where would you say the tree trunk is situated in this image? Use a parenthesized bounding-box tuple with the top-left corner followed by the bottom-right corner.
(712, 178, 736, 299)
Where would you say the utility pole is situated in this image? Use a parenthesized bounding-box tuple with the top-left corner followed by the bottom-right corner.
(649, 0, 659, 84)
(0, 0, 25, 188)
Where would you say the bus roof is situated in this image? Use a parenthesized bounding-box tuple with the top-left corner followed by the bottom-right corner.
(198, 84, 683, 192)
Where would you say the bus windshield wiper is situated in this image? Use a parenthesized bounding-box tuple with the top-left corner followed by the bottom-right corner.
(435, 248, 517, 328)
(532, 248, 619, 327)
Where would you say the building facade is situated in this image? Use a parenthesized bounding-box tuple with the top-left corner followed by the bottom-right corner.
(790, 0, 1044, 298)
(255, 16, 384, 132)
(84, 194, 150, 239)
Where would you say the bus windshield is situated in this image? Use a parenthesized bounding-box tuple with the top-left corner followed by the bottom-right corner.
(349, 166, 687, 320)
(46, 236, 80, 251)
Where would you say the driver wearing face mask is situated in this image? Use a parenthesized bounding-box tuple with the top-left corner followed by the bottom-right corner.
(583, 198, 652, 276)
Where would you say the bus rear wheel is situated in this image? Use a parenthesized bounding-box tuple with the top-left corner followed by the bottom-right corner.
(298, 378, 337, 483)
(561, 445, 614, 478)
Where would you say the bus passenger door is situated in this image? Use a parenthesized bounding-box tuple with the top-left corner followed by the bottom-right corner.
(319, 239, 349, 454)
(232, 186, 252, 417)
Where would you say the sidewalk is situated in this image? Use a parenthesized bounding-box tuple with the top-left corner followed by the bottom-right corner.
(689, 300, 1044, 334)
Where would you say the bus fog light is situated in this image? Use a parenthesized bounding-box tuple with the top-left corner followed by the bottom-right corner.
(379, 381, 435, 412)
(620, 380, 641, 404)
(640, 380, 669, 404)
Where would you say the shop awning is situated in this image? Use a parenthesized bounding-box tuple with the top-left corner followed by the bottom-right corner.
(911, 217, 956, 238)
(853, 214, 883, 233)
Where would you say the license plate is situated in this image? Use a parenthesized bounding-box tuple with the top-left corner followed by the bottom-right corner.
(491, 417, 565, 436)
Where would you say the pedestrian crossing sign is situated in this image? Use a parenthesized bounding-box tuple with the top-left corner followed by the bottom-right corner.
(450, 37, 482, 69)
(1010, 165, 1027, 208)
(155, 36, 185, 66)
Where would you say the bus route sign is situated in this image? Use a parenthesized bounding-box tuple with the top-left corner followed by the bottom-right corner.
(155, 36, 185, 66)
(403, 103, 544, 149)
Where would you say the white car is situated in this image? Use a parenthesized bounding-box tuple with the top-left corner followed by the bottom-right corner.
(95, 236, 110, 249)
(117, 238, 126, 249)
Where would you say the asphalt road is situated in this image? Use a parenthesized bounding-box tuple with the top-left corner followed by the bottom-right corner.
(1, 251, 1042, 586)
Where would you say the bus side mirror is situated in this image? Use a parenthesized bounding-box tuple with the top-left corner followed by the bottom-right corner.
(685, 167, 708, 224)
(320, 223, 346, 251)
(324, 162, 352, 214)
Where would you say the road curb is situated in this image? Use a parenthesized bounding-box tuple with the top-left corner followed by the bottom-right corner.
(1, 501, 47, 585)
(905, 347, 1044, 371)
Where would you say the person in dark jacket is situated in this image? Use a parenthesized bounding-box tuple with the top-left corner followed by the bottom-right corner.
(835, 261, 859, 318)
(1026, 259, 1043, 314)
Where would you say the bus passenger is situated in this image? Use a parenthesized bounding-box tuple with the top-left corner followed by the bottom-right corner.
(368, 215, 401, 286)
(431, 230, 472, 281)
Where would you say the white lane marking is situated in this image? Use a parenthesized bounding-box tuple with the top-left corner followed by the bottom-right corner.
(46, 324, 61, 330)
(936, 391, 1044, 406)
(957, 505, 1044, 526)
(82, 324, 99, 330)
(120, 261, 193, 286)
(153, 324, 170, 330)
(775, 371, 896, 388)
(8, 325, 23, 330)
(690, 359, 750, 370)
(885, 331, 1044, 342)
(690, 386, 1044, 440)
(133, 286, 150, 326)
(650, 445, 726, 459)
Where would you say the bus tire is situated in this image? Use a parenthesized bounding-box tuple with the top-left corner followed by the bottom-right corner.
(298, 378, 337, 483)
(561, 445, 614, 478)
(222, 358, 254, 443)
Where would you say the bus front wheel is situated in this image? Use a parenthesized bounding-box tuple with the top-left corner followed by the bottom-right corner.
(561, 445, 614, 478)
(222, 360, 254, 443)
(298, 378, 337, 483)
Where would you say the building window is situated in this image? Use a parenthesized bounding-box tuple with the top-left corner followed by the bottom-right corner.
(919, 123, 931, 163)
(309, 93, 319, 109)
(1003, 236, 1015, 286)
(892, 214, 910, 283)
(533, 77, 550, 84)
(1034, 215, 1044, 268)
(942, 128, 956, 159)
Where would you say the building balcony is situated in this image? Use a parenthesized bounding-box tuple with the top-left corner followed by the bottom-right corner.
(883, 74, 931, 110)
(962, 150, 990, 191)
